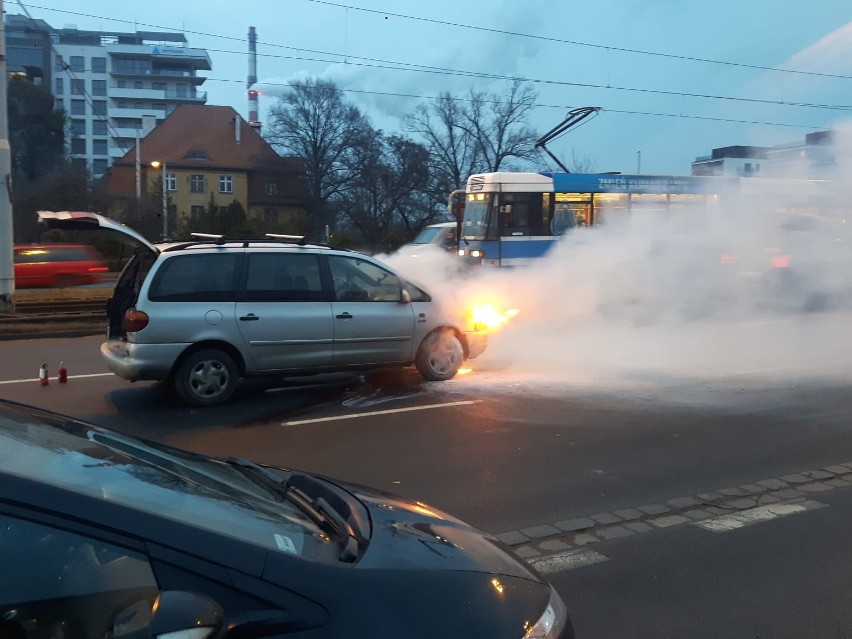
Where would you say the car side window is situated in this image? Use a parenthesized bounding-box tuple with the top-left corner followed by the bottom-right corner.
(242, 253, 327, 302)
(148, 253, 239, 302)
(328, 256, 402, 302)
(0, 514, 160, 639)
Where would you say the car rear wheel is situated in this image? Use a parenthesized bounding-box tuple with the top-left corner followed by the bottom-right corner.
(174, 349, 238, 407)
(415, 330, 463, 381)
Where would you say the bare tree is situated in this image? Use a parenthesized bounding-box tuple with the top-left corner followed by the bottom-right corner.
(338, 131, 433, 251)
(406, 80, 540, 204)
(463, 79, 539, 172)
(405, 92, 480, 197)
(265, 78, 371, 239)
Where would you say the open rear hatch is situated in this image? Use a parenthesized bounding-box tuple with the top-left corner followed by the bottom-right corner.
(37, 211, 159, 338)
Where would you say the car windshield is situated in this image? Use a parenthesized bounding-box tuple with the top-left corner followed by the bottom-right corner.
(412, 226, 444, 244)
(0, 404, 331, 559)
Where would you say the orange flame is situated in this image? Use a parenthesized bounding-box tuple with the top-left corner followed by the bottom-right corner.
(468, 304, 520, 331)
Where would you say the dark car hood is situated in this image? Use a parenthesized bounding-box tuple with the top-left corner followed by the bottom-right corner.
(332, 479, 541, 581)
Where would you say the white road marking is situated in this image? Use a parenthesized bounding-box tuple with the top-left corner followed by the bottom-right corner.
(529, 549, 610, 575)
(0, 373, 114, 385)
(695, 500, 827, 533)
(281, 399, 482, 426)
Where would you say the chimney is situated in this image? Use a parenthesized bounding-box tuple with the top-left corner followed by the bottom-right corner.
(247, 26, 261, 130)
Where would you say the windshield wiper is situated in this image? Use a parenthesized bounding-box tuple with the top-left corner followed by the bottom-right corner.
(224, 458, 363, 563)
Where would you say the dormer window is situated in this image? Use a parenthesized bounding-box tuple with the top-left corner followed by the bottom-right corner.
(185, 149, 209, 160)
(265, 183, 278, 196)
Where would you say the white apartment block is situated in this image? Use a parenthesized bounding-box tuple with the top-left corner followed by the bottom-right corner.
(6, 15, 211, 178)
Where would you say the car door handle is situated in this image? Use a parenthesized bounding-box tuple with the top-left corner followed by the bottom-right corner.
(336, 312, 353, 319)
(239, 314, 260, 321)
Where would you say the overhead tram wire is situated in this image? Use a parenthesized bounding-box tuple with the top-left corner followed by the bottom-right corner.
(199, 46, 852, 113)
(21, 2, 845, 132)
(22, 3, 852, 113)
(304, 0, 852, 83)
(207, 76, 829, 131)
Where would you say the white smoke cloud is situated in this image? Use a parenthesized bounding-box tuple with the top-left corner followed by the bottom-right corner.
(379, 166, 852, 396)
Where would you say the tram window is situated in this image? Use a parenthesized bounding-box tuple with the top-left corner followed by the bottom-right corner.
(500, 194, 532, 235)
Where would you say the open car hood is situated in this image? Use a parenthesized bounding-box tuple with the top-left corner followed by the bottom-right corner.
(37, 210, 158, 254)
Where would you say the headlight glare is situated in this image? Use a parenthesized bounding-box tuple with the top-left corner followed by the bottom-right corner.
(523, 586, 568, 639)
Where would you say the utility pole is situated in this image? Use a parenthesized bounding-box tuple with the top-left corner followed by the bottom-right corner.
(0, 0, 16, 314)
(636, 151, 642, 175)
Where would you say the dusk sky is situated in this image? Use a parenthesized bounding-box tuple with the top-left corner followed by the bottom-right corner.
(20, 0, 852, 175)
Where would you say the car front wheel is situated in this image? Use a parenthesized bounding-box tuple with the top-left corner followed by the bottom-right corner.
(174, 349, 238, 406)
(415, 330, 463, 381)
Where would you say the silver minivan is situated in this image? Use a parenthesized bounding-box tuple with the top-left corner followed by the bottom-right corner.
(38, 212, 487, 406)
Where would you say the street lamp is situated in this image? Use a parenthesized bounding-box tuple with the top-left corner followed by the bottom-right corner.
(150, 160, 167, 240)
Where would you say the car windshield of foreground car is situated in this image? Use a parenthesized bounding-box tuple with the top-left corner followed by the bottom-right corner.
(0, 404, 333, 559)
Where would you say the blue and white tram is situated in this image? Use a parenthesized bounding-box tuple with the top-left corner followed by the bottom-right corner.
(455, 171, 740, 267)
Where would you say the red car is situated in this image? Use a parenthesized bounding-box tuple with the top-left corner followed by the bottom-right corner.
(14, 244, 109, 288)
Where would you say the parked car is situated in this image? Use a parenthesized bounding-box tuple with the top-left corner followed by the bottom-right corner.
(396, 221, 458, 258)
(13, 243, 109, 288)
(37, 211, 487, 406)
(0, 398, 573, 639)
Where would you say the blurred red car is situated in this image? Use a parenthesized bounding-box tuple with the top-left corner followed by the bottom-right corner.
(14, 244, 109, 288)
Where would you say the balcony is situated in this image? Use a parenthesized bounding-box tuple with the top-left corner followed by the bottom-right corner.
(107, 106, 166, 120)
(107, 44, 212, 70)
(110, 87, 207, 102)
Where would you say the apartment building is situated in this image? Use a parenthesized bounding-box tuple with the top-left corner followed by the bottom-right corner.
(5, 13, 211, 178)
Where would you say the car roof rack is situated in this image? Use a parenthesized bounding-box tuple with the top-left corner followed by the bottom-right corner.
(159, 236, 358, 253)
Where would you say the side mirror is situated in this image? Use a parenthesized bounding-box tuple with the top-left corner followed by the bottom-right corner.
(146, 591, 225, 639)
(400, 289, 412, 304)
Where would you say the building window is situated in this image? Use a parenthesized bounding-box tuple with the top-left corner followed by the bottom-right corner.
(190, 205, 205, 222)
(93, 139, 108, 155)
(165, 172, 177, 192)
(117, 80, 126, 89)
(176, 84, 188, 97)
(219, 175, 233, 193)
(92, 120, 107, 135)
(93, 159, 109, 175)
(55, 77, 64, 94)
(71, 138, 86, 155)
(71, 79, 84, 95)
(54, 54, 64, 71)
(92, 101, 107, 116)
(92, 56, 107, 73)
(71, 99, 86, 116)
(152, 82, 166, 91)
(70, 119, 86, 136)
(70, 56, 84, 72)
(189, 174, 206, 193)
(265, 183, 278, 196)
(134, 81, 144, 89)
(92, 79, 106, 96)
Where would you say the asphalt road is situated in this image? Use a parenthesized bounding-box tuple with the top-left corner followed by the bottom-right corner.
(2, 317, 852, 637)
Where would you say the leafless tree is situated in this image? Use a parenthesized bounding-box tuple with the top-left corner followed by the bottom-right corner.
(338, 131, 434, 251)
(265, 78, 371, 239)
(406, 80, 540, 200)
(463, 79, 539, 173)
(405, 92, 480, 197)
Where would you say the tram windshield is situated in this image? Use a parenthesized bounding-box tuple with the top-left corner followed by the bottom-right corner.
(460, 195, 494, 240)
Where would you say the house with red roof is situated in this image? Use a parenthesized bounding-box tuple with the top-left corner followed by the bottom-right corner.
(101, 104, 308, 235)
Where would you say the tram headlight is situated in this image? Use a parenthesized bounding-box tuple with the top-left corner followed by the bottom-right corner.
(470, 249, 483, 258)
